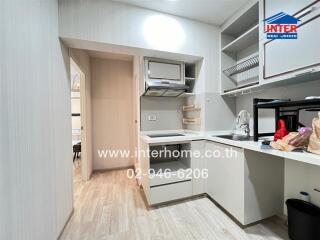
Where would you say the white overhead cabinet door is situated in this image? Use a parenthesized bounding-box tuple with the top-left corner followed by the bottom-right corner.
(263, 0, 320, 80)
(148, 61, 182, 81)
(264, 0, 314, 19)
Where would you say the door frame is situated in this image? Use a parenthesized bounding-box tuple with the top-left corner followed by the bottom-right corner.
(70, 58, 90, 181)
(132, 58, 139, 168)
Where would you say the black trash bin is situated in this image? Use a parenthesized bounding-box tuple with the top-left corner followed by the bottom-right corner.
(286, 199, 320, 240)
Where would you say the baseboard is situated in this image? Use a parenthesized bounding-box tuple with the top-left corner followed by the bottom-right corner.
(143, 192, 207, 210)
(149, 194, 207, 209)
(206, 194, 247, 228)
(93, 165, 134, 173)
(57, 208, 74, 240)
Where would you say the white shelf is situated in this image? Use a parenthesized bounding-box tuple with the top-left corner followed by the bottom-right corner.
(222, 24, 259, 53)
(185, 77, 196, 81)
(222, 1, 259, 38)
(150, 161, 189, 175)
(221, 82, 261, 96)
(221, 73, 320, 97)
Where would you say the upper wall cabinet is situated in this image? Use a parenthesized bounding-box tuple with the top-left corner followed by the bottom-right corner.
(220, 1, 260, 95)
(261, 0, 320, 84)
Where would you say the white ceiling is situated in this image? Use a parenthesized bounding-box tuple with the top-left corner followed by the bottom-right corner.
(112, 0, 251, 26)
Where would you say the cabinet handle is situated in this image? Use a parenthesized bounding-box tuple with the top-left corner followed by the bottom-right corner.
(295, 69, 315, 77)
(160, 81, 170, 84)
(296, 5, 318, 19)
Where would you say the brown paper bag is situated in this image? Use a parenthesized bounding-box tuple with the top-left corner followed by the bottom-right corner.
(270, 132, 299, 152)
(308, 112, 320, 155)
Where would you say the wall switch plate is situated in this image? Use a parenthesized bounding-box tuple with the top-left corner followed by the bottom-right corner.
(148, 115, 157, 121)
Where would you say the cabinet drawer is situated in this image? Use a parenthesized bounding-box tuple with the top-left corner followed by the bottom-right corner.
(149, 180, 192, 205)
(149, 168, 192, 187)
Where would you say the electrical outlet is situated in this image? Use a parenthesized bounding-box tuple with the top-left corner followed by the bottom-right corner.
(148, 115, 157, 121)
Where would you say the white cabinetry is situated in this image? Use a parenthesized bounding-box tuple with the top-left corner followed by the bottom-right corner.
(140, 141, 193, 206)
(261, 0, 320, 83)
(149, 181, 192, 205)
(206, 142, 245, 222)
(264, 0, 314, 18)
(220, 1, 260, 95)
(206, 141, 284, 225)
(191, 141, 207, 195)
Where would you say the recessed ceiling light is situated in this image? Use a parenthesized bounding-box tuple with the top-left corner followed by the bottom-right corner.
(143, 15, 185, 51)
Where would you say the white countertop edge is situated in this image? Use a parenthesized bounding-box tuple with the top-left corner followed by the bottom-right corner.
(139, 130, 320, 166)
(207, 136, 320, 167)
(140, 130, 206, 144)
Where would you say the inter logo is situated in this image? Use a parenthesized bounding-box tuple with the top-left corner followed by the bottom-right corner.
(264, 12, 300, 39)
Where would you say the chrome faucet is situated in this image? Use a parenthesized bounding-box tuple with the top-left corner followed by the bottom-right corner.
(240, 123, 250, 137)
(236, 110, 251, 137)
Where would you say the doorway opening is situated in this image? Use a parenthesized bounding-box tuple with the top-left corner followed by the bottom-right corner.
(70, 58, 89, 185)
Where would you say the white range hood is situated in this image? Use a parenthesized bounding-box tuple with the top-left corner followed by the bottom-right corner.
(144, 81, 189, 97)
(143, 57, 188, 97)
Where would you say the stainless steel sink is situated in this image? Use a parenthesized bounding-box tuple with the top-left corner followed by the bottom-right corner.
(147, 133, 185, 138)
(214, 134, 253, 141)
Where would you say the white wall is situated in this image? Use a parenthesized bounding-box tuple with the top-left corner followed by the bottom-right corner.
(58, 0, 236, 131)
(91, 57, 135, 170)
(140, 97, 184, 131)
(0, 1, 8, 237)
(205, 93, 237, 131)
(69, 48, 93, 179)
(1, 0, 72, 239)
(58, 0, 217, 92)
(285, 160, 320, 212)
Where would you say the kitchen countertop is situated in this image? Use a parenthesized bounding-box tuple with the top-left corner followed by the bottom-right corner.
(140, 130, 205, 144)
(140, 130, 320, 166)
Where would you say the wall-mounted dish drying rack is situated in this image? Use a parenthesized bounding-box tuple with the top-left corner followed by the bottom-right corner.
(222, 55, 259, 93)
(223, 55, 259, 81)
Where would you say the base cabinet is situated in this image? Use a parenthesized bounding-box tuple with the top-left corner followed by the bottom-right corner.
(140, 139, 284, 223)
(206, 141, 284, 225)
(149, 181, 192, 205)
(191, 141, 207, 195)
(140, 140, 194, 206)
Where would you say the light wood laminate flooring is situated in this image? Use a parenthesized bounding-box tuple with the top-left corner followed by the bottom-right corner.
(60, 168, 289, 240)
